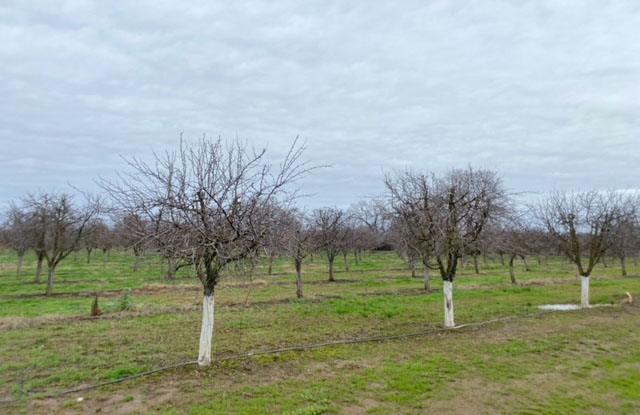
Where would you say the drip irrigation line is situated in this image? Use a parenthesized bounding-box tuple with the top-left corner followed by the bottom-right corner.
(8, 308, 565, 403)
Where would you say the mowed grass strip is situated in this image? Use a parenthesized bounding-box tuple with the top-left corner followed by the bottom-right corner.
(0, 275, 637, 398)
(3, 304, 639, 415)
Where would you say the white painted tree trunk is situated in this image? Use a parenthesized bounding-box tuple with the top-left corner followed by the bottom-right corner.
(580, 276, 590, 308)
(443, 280, 455, 328)
(198, 293, 215, 366)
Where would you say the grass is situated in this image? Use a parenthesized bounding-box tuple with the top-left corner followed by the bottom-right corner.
(0, 249, 639, 414)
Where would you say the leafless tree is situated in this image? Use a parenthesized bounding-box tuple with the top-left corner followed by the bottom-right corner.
(433, 168, 507, 327)
(491, 213, 537, 284)
(101, 137, 310, 366)
(81, 219, 102, 264)
(2, 206, 33, 277)
(282, 209, 321, 298)
(95, 221, 116, 267)
(609, 213, 639, 277)
(20, 193, 102, 295)
(386, 168, 507, 327)
(114, 214, 150, 272)
(312, 207, 347, 282)
(385, 171, 439, 291)
(531, 190, 636, 307)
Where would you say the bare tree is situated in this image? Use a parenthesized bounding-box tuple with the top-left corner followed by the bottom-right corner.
(312, 207, 347, 282)
(491, 213, 537, 285)
(114, 214, 149, 272)
(2, 206, 32, 277)
(433, 168, 507, 327)
(385, 171, 439, 291)
(610, 217, 639, 277)
(95, 221, 116, 267)
(282, 209, 320, 298)
(531, 190, 635, 307)
(101, 137, 309, 366)
(81, 219, 101, 264)
(21, 193, 102, 295)
(386, 168, 506, 327)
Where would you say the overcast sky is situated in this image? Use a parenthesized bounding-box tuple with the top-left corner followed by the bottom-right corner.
(1, 0, 639, 208)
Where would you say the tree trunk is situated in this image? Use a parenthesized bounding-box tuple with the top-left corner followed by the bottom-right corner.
(522, 256, 531, 272)
(443, 280, 455, 328)
(133, 254, 142, 272)
(581, 275, 590, 308)
(103, 249, 109, 267)
(482, 253, 488, 266)
(46, 264, 57, 296)
(410, 257, 416, 278)
(198, 291, 215, 366)
(17, 253, 24, 277)
(509, 255, 517, 285)
(620, 256, 627, 277)
(536, 255, 541, 266)
(472, 254, 480, 275)
(353, 251, 359, 265)
(295, 259, 303, 298)
(310, 253, 314, 263)
(91, 294, 102, 316)
(268, 255, 274, 275)
(328, 257, 335, 282)
(87, 249, 92, 264)
(35, 252, 44, 283)
(343, 252, 350, 271)
(499, 252, 505, 266)
(423, 261, 431, 291)
(166, 258, 177, 279)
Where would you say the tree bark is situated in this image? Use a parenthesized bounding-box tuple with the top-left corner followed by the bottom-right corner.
(198, 291, 215, 366)
(103, 249, 109, 267)
(268, 255, 274, 275)
(580, 275, 590, 308)
(423, 261, 431, 291)
(499, 252, 505, 266)
(166, 258, 177, 280)
(620, 256, 627, 277)
(509, 255, 517, 285)
(522, 256, 531, 271)
(343, 252, 350, 271)
(17, 253, 24, 278)
(328, 257, 335, 282)
(472, 254, 480, 274)
(410, 257, 416, 278)
(353, 251, 359, 265)
(46, 264, 57, 296)
(87, 249, 92, 264)
(443, 280, 455, 328)
(35, 252, 44, 283)
(133, 254, 142, 272)
(295, 259, 303, 298)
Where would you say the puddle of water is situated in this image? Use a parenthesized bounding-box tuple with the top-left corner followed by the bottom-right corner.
(538, 304, 581, 311)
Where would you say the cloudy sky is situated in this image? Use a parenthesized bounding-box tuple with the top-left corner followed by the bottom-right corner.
(1, 0, 639, 208)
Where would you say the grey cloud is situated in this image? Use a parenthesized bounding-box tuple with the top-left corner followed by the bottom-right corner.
(1, 0, 640, 208)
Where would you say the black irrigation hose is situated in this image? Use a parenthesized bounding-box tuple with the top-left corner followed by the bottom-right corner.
(8, 308, 564, 403)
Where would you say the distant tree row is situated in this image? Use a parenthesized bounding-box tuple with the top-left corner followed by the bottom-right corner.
(1, 137, 639, 365)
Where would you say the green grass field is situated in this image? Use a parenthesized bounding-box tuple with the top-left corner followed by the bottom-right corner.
(0, 250, 639, 414)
